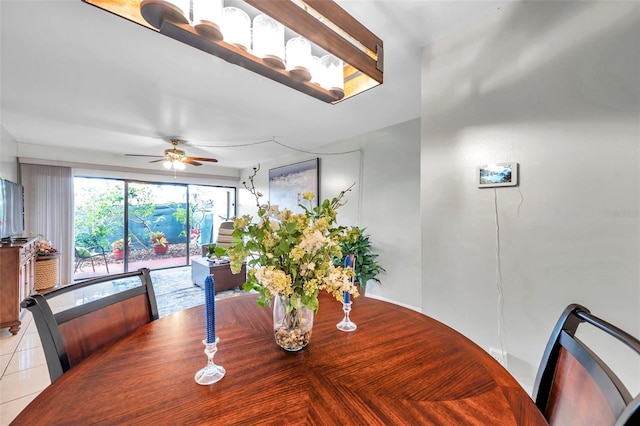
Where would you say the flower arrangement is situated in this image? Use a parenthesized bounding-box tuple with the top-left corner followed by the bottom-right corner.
(110, 238, 131, 250)
(229, 166, 359, 313)
(149, 231, 168, 247)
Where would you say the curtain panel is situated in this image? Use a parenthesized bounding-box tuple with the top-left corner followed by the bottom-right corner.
(20, 164, 74, 284)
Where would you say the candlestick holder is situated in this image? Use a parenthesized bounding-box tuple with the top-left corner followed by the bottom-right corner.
(336, 301, 357, 332)
(194, 337, 226, 385)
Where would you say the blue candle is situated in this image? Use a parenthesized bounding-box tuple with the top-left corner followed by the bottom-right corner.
(204, 275, 216, 343)
(343, 255, 351, 303)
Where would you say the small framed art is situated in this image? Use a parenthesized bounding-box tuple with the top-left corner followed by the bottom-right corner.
(477, 162, 518, 188)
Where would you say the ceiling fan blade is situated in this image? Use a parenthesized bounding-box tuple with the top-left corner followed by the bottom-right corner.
(187, 157, 218, 163)
(125, 140, 219, 168)
(125, 154, 163, 158)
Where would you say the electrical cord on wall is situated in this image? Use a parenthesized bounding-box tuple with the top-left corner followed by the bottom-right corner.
(517, 186, 525, 216)
(494, 188, 509, 369)
(193, 137, 361, 156)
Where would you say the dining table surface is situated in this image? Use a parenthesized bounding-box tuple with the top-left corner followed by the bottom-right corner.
(13, 292, 547, 425)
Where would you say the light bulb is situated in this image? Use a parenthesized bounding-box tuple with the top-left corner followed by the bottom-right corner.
(175, 161, 187, 170)
(253, 14, 285, 69)
(310, 56, 322, 85)
(163, 160, 173, 169)
(320, 54, 345, 100)
(222, 7, 251, 51)
(286, 37, 312, 81)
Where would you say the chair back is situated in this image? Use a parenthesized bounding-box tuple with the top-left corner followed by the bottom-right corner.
(21, 268, 159, 382)
(217, 221, 234, 249)
(533, 304, 640, 426)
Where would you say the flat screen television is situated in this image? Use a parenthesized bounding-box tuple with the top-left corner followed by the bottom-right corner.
(0, 179, 25, 239)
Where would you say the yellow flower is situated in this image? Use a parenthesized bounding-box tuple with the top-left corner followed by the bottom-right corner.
(290, 247, 305, 261)
(234, 215, 251, 229)
(301, 192, 315, 201)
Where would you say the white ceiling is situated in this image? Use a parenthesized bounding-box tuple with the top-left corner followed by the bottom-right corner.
(1, 0, 505, 171)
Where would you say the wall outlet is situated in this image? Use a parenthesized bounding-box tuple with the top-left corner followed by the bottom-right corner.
(489, 347, 508, 368)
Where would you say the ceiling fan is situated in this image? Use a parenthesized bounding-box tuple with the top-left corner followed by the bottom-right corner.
(126, 139, 218, 170)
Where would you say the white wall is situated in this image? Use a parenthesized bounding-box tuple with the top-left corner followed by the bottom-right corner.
(0, 126, 19, 181)
(421, 1, 639, 394)
(238, 119, 422, 309)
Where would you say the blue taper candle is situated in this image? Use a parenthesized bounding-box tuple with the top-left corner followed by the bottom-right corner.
(343, 255, 351, 303)
(204, 275, 216, 343)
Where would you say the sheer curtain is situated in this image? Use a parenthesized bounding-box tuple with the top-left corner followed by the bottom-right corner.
(20, 164, 74, 284)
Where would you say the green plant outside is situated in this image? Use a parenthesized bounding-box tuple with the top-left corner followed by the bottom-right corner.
(74, 181, 125, 250)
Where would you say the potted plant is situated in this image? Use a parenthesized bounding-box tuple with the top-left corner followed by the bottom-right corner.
(111, 238, 131, 260)
(206, 243, 227, 261)
(149, 231, 169, 255)
(339, 227, 385, 292)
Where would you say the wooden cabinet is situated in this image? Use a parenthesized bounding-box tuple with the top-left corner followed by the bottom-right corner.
(0, 237, 37, 335)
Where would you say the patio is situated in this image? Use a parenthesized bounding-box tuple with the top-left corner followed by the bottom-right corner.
(74, 243, 201, 281)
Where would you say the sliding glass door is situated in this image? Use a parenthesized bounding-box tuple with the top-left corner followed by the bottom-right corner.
(126, 182, 188, 271)
(74, 177, 235, 281)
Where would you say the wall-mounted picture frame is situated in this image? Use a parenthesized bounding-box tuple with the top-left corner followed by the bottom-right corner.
(477, 162, 518, 188)
(269, 158, 319, 213)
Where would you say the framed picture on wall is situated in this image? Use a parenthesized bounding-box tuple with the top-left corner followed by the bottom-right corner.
(477, 162, 518, 188)
(269, 159, 319, 213)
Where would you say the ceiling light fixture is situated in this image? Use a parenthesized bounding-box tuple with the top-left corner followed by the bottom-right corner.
(161, 142, 188, 170)
(163, 159, 187, 170)
(82, 0, 383, 104)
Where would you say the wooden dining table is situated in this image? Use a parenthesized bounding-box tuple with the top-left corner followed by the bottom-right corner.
(13, 293, 547, 425)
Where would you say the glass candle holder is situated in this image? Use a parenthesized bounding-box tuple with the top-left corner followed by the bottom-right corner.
(194, 337, 226, 385)
(336, 301, 357, 332)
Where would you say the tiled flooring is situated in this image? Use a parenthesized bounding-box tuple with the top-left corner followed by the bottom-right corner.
(0, 311, 50, 425)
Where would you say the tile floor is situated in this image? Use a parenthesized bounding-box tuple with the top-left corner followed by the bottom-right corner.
(0, 311, 50, 426)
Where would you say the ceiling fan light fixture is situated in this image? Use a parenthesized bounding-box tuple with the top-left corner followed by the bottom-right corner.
(125, 138, 218, 169)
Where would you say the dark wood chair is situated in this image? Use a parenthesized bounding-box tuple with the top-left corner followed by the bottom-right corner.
(533, 303, 640, 425)
(21, 268, 159, 382)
